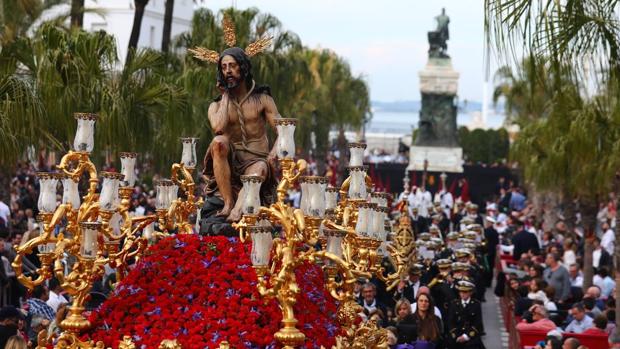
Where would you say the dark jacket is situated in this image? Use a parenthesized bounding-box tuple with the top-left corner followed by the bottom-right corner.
(511, 229, 539, 259)
(447, 298, 485, 349)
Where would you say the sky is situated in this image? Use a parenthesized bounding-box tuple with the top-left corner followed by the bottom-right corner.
(204, 0, 492, 103)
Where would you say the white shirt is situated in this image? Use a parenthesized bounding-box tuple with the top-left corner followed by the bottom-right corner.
(563, 250, 576, 267)
(410, 303, 443, 319)
(363, 299, 377, 313)
(593, 249, 602, 268)
(601, 229, 615, 255)
(47, 290, 68, 312)
(0, 201, 9, 226)
(570, 274, 584, 288)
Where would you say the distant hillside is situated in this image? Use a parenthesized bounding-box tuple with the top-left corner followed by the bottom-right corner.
(372, 100, 483, 113)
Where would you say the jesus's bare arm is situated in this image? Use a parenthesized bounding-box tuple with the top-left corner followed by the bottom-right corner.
(208, 94, 229, 135)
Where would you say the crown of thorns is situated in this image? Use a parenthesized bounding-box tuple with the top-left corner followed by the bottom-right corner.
(188, 15, 273, 64)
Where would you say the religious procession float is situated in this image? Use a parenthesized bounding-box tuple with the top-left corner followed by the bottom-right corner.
(12, 15, 484, 349)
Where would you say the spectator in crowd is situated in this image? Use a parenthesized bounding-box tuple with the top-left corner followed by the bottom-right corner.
(516, 304, 557, 332)
(0, 306, 23, 349)
(593, 267, 615, 299)
(581, 314, 608, 335)
(564, 303, 593, 333)
(359, 282, 388, 320)
(600, 221, 615, 255)
(543, 253, 571, 303)
(568, 264, 583, 288)
(26, 286, 55, 321)
(46, 277, 67, 313)
(562, 337, 580, 349)
(4, 335, 27, 349)
(512, 219, 540, 260)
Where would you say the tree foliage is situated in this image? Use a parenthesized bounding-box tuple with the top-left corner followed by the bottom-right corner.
(458, 127, 510, 164)
(0, 5, 370, 173)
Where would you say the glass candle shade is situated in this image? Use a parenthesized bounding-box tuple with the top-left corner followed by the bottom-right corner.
(155, 179, 174, 210)
(325, 187, 339, 210)
(120, 152, 138, 187)
(274, 118, 297, 159)
(37, 173, 61, 213)
(300, 176, 328, 217)
(300, 180, 310, 215)
(347, 166, 367, 200)
(325, 229, 346, 259)
(250, 226, 273, 266)
(348, 142, 367, 167)
(371, 206, 387, 240)
(80, 221, 101, 259)
(143, 221, 155, 241)
(355, 202, 374, 236)
(61, 175, 80, 209)
(180, 137, 198, 168)
(73, 113, 97, 152)
(240, 175, 263, 215)
(99, 172, 124, 211)
(110, 212, 122, 235)
(168, 183, 179, 205)
(370, 192, 389, 208)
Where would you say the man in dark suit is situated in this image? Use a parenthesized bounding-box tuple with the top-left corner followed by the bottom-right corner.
(448, 280, 485, 349)
(484, 216, 499, 287)
(510, 219, 539, 260)
(393, 264, 423, 304)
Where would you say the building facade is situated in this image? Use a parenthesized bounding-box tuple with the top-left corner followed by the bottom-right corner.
(83, 0, 194, 64)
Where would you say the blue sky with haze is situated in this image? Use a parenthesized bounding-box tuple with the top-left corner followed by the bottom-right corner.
(204, 0, 491, 103)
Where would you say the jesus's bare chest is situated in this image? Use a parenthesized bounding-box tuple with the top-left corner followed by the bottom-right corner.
(223, 99, 263, 130)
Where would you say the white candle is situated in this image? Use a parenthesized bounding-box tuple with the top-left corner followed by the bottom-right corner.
(99, 172, 123, 211)
(80, 221, 100, 258)
(180, 138, 198, 168)
(120, 152, 138, 187)
(37, 173, 61, 213)
(347, 166, 367, 200)
(275, 118, 297, 159)
(348, 142, 367, 166)
(250, 226, 273, 266)
(155, 179, 173, 210)
(325, 187, 339, 210)
(240, 175, 263, 215)
(73, 113, 97, 152)
(325, 229, 346, 259)
(61, 176, 80, 209)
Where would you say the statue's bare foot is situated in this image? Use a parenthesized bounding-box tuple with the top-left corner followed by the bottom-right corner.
(226, 208, 242, 222)
(216, 203, 233, 217)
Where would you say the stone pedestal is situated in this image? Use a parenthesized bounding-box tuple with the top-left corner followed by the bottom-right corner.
(408, 57, 463, 173)
(408, 146, 463, 173)
(419, 58, 459, 95)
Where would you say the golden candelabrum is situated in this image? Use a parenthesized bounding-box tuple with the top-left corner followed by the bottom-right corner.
(156, 137, 204, 235)
(242, 121, 400, 349)
(12, 113, 200, 349)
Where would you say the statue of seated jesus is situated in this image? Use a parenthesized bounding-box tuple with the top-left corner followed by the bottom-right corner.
(200, 47, 279, 230)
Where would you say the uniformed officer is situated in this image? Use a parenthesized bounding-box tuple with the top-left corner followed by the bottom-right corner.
(447, 280, 485, 349)
(430, 258, 455, 322)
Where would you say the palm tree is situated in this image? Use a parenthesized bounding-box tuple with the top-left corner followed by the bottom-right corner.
(161, 0, 174, 53)
(70, 0, 85, 28)
(127, 0, 150, 63)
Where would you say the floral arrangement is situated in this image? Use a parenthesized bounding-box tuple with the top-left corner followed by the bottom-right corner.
(86, 235, 340, 348)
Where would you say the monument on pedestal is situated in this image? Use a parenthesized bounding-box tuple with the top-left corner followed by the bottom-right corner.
(409, 8, 463, 173)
